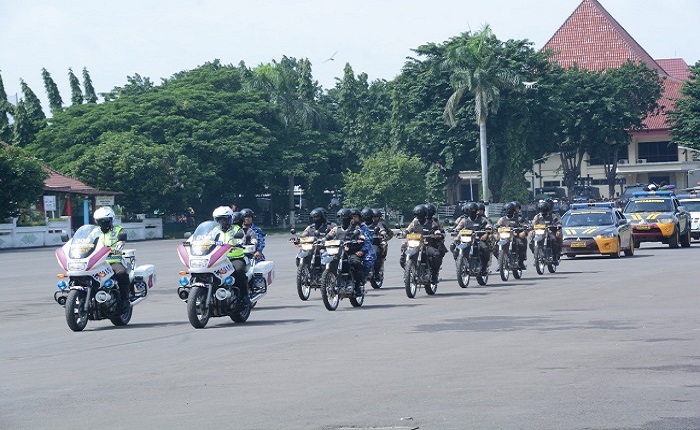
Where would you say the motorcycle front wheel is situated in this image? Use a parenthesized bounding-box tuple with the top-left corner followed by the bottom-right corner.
(456, 257, 470, 288)
(404, 261, 418, 298)
(320, 270, 339, 311)
(534, 247, 546, 275)
(187, 286, 210, 329)
(296, 262, 312, 301)
(370, 262, 384, 289)
(65, 289, 89, 332)
(498, 252, 510, 282)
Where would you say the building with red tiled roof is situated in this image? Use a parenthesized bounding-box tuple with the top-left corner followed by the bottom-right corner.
(533, 0, 698, 196)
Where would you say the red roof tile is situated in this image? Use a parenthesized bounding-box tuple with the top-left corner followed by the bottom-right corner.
(43, 167, 119, 195)
(543, 0, 664, 73)
(656, 58, 691, 81)
(543, 0, 690, 132)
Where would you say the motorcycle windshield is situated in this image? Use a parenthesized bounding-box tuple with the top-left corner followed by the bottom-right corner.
(188, 221, 222, 256)
(68, 225, 101, 259)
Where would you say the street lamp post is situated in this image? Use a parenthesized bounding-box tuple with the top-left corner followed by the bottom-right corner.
(532, 154, 558, 200)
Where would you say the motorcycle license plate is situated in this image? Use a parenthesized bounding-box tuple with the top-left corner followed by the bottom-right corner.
(570, 241, 587, 248)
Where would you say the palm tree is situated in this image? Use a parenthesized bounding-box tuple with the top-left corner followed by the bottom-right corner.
(247, 57, 322, 225)
(442, 25, 520, 203)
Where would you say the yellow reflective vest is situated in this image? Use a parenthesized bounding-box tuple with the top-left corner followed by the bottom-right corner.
(213, 225, 245, 259)
(98, 225, 125, 264)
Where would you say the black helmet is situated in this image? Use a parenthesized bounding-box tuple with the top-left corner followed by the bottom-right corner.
(361, 207, 374, 223)
(337, 208, 352, 219)
(461, 203, 470, 215)
(537, 201, 549, 214)
(372, 208, 382, 218)
(240, 208, 255, 219)
(504, 202, 516, 217)
(476, 202, 486, 213)
(310, 207, 326, 221)
(232, 211, 244, 226)
(465, 202, 478, 219)
(349, 208, 361, 217)
(425, 203, 436, 218)
(413, 204, 427, 218)
(514, 201, 522, 211)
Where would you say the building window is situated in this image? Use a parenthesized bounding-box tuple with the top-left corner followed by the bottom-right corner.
(589, 147, 629, 166)
(637, 141, 678, 163)
(543, 181, 561, 187)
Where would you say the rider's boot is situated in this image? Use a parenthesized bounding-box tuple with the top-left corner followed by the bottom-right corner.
(480, 262, 489, 277)
(240, 281, 252, 306)
(518, 259, 527, 270)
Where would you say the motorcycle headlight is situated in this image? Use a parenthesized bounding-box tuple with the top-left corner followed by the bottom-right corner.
(326, 247, 339, 256)
(499, 232, 511, 239)
(189, 258, 208, 268)
(534, 228, 545, 235)
(67, 261, 87, 271)
(460, 235, 472, 243)
(407, 240, 421, 247)
(301, 243, 313, 251)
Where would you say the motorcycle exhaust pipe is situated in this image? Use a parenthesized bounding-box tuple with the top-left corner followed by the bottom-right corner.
(95, 290, 112, 303)
(177, 287, 189, 301)
(57, 296, 67, 306)
(215, 288, 232, 301)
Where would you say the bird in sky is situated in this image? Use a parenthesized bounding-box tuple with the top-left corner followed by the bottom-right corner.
(322, 51, 338, 63)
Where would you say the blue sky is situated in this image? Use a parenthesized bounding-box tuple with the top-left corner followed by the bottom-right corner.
(1, 0, 698, 110)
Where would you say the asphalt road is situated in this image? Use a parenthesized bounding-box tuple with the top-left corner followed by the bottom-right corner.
(1, 234, 699, 430)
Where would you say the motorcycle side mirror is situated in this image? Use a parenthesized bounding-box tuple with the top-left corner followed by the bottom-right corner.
(117, 231, 127, 242)
(184, 232, 192, 239)
(353, 229, 362, 239)
(233, 230, 245, 239)
(60, 233, 69, 242)
(290, 228, 296, 234)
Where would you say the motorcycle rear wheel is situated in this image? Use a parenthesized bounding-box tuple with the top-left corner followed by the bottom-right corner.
(230, 301, 251, 323)
(65, 289, 89, 332)
(404, 261, 418, 298)
(321, 270, 340, 311)
(187, 286, 210, 329)
(296, 262, 312, 301)
(370, 263, 384, 289)
(456, 257, 470, 288)
(109, 301, 132, 326)
(349, 290, 364, 307)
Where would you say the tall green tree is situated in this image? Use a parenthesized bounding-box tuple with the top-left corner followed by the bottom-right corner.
(41, 68, 64, 115)
(248, 56, 324, 223)
(68, 68, 83, 105)
(12, 100, 33, 147)
(82, 67, 98, 103)
(442, 25, 521, 202)
(18, 79, 46, 145)
(0, 71, 12, 142)
(342, 149, 426, 212)
(590, 61, 662, 196)
(670, 60, 700, 151)
(0, 145, 48, 220)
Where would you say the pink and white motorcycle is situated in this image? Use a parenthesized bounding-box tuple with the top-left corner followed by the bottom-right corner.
(176, 221, 274, 329)
(54, 224, 156, 332)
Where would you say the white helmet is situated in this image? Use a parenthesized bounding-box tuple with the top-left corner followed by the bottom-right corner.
(212, 206, 234, 229)
(94, 206, 115, 231)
